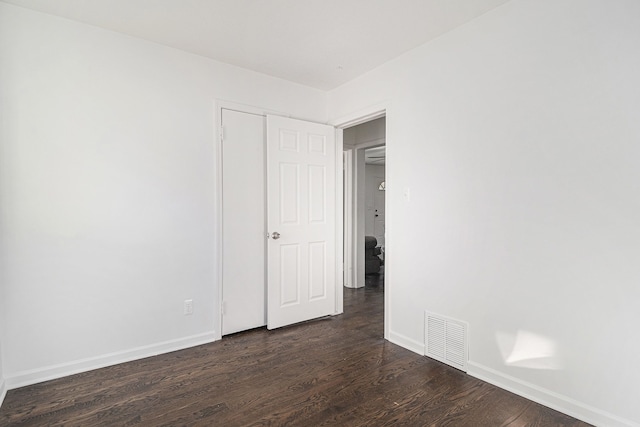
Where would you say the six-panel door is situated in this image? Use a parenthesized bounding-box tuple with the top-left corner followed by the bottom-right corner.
(266, 115, 336, 329)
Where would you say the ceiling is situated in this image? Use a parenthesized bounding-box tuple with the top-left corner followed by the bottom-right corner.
(2, 0, 510, 90)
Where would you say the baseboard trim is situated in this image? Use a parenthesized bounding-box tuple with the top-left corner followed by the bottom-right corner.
(5, 331, 218, 390)
(467, 362, 639, 427)
(388, 330, 424, 355)
(0, 376, 7, 408)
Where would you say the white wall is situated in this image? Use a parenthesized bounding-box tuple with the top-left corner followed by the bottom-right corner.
(0, 3, 326, 388)
(329, 1, 640, 426)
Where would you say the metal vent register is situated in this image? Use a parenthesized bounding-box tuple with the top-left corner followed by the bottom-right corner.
(424, 311, 468, 371)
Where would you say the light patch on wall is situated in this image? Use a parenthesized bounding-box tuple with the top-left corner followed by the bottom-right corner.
(496, 330, 563, 370)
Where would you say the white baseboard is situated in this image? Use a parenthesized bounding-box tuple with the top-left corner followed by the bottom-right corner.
(467, 362, 639, 427)
(388, 330, 424, 355)
(5, 331, 218, 390)
(0, 376, 7, 408)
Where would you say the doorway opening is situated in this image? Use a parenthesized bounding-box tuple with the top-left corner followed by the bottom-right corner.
(341, 116, 386, 333)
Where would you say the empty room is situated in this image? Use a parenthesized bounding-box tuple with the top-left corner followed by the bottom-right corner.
(1, 1, 639, 426)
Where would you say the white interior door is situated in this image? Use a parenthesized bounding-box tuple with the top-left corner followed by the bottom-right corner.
(266, 115, 336, 329)
(221, 109, 266, 335)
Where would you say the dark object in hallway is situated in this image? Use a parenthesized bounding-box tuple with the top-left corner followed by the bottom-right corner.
(0, 285, 591, 426)
(366, 265, 385, 288)
(365, 235, 382, 274)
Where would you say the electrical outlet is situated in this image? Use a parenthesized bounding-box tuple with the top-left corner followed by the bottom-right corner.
(184, 299, 193, 315)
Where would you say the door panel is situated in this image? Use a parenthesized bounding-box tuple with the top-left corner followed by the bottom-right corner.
(221, 109, 266, 335)
(279, 243, 300, 306)
(267, 115, 336, 329)
(309, 241, 327, 300)
(280, 163, 300, 224)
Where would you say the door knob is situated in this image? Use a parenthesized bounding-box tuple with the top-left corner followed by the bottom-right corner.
(271, 232, 281, 240)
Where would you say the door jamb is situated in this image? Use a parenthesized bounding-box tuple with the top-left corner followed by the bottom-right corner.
(334, 128, 345, 315)
(342, 149, 354, 288)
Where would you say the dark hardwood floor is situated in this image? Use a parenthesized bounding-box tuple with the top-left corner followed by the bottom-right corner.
(1, 272, 591, 426)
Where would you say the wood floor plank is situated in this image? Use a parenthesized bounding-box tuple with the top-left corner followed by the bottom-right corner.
(0, 273, 592, 426)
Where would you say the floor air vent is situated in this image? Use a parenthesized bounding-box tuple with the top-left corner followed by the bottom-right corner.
(424, 311, 468, 372)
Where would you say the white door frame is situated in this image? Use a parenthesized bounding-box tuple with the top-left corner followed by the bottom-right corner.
(330, 103, 389, 340)
(214, 100, 344, 339)
(342, 149, 354, 288)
